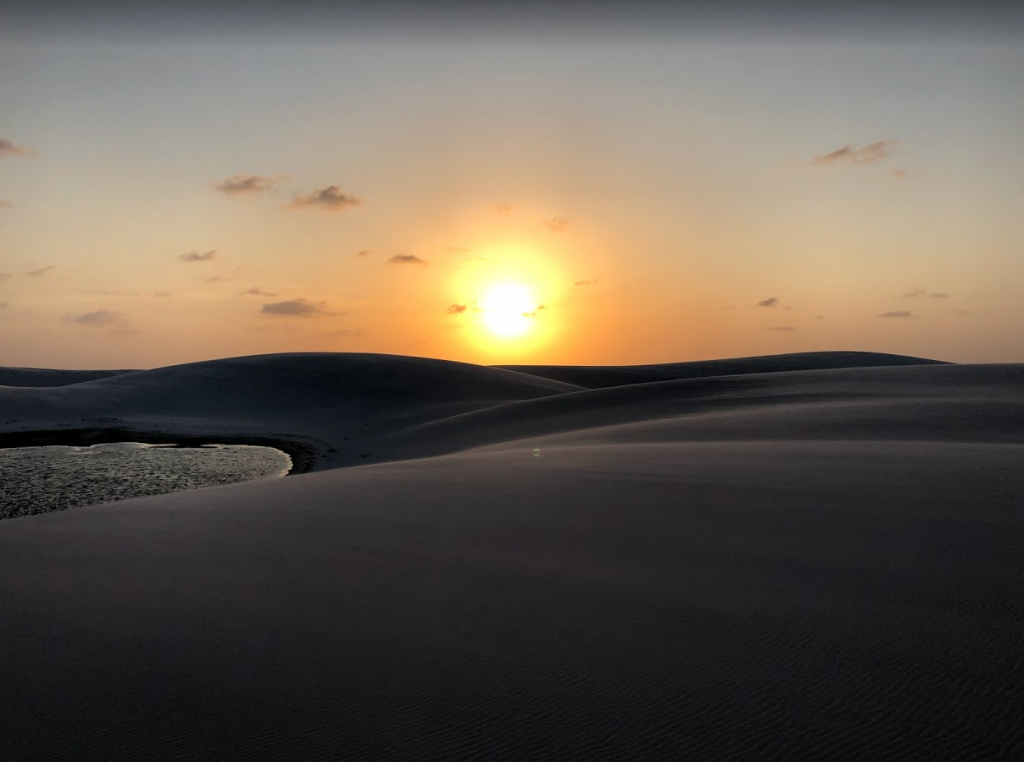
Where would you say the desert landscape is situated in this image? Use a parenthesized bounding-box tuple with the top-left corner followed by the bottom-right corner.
(2, 350, 1022, 760)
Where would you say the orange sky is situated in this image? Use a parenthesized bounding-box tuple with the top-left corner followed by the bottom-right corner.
(1, 17, 1022, 368)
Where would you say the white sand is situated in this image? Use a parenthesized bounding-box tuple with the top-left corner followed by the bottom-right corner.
(1, 351, 1022, 760)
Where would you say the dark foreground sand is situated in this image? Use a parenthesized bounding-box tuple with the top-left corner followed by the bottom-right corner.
(1, 351, 1022, 760)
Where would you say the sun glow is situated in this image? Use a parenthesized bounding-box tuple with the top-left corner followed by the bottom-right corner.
(480, 282, 537, 339)
(448, 242, 564, 358)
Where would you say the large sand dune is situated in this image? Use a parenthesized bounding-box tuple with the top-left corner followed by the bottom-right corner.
(1, 351, 1022, 760)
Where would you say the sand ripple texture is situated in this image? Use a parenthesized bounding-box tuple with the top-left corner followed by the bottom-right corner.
(0, 443, 291, 519)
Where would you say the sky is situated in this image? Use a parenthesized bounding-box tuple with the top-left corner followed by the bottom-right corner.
(1, 4, 1023, 369)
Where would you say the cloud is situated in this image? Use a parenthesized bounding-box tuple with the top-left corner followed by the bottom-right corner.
(814, 314, 825, 320)
(288, 185, 360, 212)
(153, 291, 173, 298)
(0, 273, 11, 281)
(447, 304, 468, 314)
(878, 310, 915, 318)
(355, 249, 371, 257)
(769, 326, 796, 331)
(388, 254, 427, 265)
(0, 138, 33, 158)
(179, 249, 217, 263)
(901, 287, 949, 299)
(260, 298, 337, 317)
(26, 266, 54, 277)
(543, 217, 569, 233)
(446, 246, 471, 254)
(0, 302, 8, 309)
(236, 287, 278, 297)
(757, 297, 779, 308)
(205, 274, 234, 283)
(65, 310, 132, 331)
(215, 174, 285, 195)
(574, 280, 598, 287)
(812, 140, 898, 166)
(493, 203, 512, 213)
(324, 329, 363, 338)
(0, 200, 11, 208)
(892, 169, 907, 179)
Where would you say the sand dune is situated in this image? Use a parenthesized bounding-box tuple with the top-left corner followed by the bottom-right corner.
(0, 367, 136, 387)
(500, 350, 946, 388)
(1, 351, 1022, 760)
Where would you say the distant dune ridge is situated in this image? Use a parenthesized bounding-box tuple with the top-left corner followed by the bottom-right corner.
(1, 350, 1023, 760)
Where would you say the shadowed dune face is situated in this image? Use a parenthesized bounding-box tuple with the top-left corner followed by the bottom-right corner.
(1, 439, 1022, 760)
(499, 350, 948, 389)
(0, 367, 137, 387)
(1, 350, 1023, 759)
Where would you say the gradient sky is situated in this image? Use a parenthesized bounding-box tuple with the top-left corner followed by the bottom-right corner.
(2, 6, 1023, 368)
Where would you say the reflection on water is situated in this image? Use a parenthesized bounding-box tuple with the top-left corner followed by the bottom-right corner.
(0, 442, 292, 520)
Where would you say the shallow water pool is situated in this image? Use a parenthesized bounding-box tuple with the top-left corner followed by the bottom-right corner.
(0, 442, 291, 519)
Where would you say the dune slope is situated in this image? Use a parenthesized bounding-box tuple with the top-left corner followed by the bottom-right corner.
(1, 351, 1022, 760)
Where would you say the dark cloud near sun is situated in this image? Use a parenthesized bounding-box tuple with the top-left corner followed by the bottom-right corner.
(878, 310, 915, 318)
(215, 174, 286, 195)
(179, 249, 217, 263)
(26, 265, 54, 277)
(260, 298, 337, 317)
(757, 297, 779, 308)
(447, 304, 468, 314)
(0, 138, 34, 158)
(288, 185, 361, 212)
(574, 280, 598, 286)
(543, 217, 569, 233)
(812, 140, 898, 166)
(389, 254, 427, 265)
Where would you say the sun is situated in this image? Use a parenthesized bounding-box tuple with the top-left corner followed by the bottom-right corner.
(479, 282, 536, 339)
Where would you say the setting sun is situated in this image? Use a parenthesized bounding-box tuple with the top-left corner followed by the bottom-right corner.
(479, 282, 537, 339)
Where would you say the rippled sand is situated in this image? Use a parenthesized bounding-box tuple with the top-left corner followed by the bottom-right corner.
(0, 442, 291, 519)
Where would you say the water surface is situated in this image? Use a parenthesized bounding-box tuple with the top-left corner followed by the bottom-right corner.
(0, 442, 291, 519)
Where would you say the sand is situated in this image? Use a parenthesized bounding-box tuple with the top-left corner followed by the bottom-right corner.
(1, 350, 1022, 760)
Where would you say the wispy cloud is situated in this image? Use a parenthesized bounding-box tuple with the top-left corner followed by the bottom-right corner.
(446, 246, 471, 254)
(236, 287, 278, 297)
(355, 249, 371, 257)
(0, 302, 8, 309)
(288, 185, 361, 212)
(179, 249, 217, 263)
(757, 297, 779, 308)
(543, 217, 569, 233)
(892, 169, 907, 180)
(901, 287, 949, 299)
(447, 304, 468, 314)
(523, 305, 548, 317)
(769, 325, 796, 331)
(0, 138, 34, 158)
(812, 140, 897, 167)
(574, 279, 598, 287)
(878, 310, 915, 318)
(260, 298, 337, 317)
(388, 254, 427, 265)
(215, 174, 286, 195)
(153, 291, 173, 298)
(0, 200, 12, 209)
(26, 265, 54, 277)
(0, 273, 11, 281)
(65, 310, 135, 333)
(493, 203, 512, 213)
(324, 329, 363, 338)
